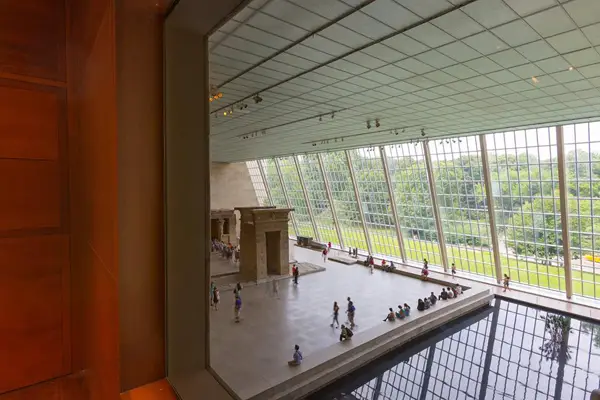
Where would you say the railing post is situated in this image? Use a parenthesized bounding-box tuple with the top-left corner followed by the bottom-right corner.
(346, 150, 374, 255)
(257, 159, 275, 206)
(479, 135, 504, 284)
(294, 155, 321, 242)
(380, 146, 407, 263)
(275, 157, 300, 236)
(556, 125, 574, 299)
(423, 140, 449, 272)
(317, 154, 345, 249)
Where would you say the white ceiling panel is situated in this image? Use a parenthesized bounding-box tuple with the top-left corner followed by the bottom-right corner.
(208, 0, 600, 162)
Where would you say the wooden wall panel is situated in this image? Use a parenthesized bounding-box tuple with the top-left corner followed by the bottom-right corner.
(0, 83, 61, 160)
(0, 160, 61, 233)
(0, 235, 69, 393)
(116, 0, 165, 391)
(0, 0, 66, 82)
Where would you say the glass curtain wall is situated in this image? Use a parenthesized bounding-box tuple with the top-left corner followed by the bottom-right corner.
(564, 122, 600, 299)
(245, 160, 271, 206)
(485, 129, 564, 293)
(384, 143, 441, 265)
(247, 122, 600, 300)
(260, 159, 296, 237)
(349, 147, 400, 258)
(429, 136, 495, 278)
(297, 154, 340, 246)
(277, 156, 315, 238)
(321, 151, 368, 251)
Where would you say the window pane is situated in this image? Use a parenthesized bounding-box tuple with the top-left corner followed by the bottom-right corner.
(278, 156, 315, 238)
(384, 143, 441, 266)
(485, 129, 564, 292)
(260, 159, 296, 238)
(245, 160, 271, 207)
(429, 136, 495, 278)
(350, 147, 400, 258)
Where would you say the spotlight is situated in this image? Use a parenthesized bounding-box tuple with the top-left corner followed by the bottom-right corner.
(253, 94, 263, 104)
(312, 143, 316, 147)
(394, 129, 399, 135)
(331, 112, 335, 119)
(218, 92, 223, 98)
(209, 97, 213, 102)
(244, 104, 248, 109)
(223, 111, 228, 116)
(531, 76, 539, 84)
(401, 128, 406, 133)
(421, 128, 426, 137)
(367, 121, 371, 129)
(319, 115, 322, 122)
(375, 119, 380, 128)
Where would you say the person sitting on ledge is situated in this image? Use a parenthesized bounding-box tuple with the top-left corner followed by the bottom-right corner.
(450, 285, 458, 297)
(447, 287, 455, 299)
(288, 344, 303, 366)
(439, 288, 448, 300)
(386, 260, 396, 272)
(424, 297, 431, 309)
(429, 292, 437, 305)
(383, 308, 396, 322)
(403, 303, 411, 317)
(396, 305, 405, 319)
(339, 324, 353, 341)
(417, 299, 425, 311)
(455, 284, 463, 296)
(381, 259, 387, 268)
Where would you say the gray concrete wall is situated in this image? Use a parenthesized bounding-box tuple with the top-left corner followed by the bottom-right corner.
(211, 162, 259, 239)
(210, 162, 258, 210)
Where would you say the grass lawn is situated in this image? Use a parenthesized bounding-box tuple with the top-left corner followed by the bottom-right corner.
(303, 223, 599, 298)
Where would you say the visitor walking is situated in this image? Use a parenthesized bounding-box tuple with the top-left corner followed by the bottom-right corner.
(212, 287, 220, 310)
(288, 345, 303, 366)
(272, 278, 280, 299)
(503, 274, 511, 292)
(451, 262, 457, 277)
(331, 301, 340, 328)
(209, 281, 216, 307)
(322, 248, 328, 262)
(234, 294, 242, 322)
(292, 264, 299, 285)
(421, 259, 429, 280)
(347, 298, 356, 328)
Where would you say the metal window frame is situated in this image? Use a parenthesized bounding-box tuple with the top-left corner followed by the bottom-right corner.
(294, 155, 321, 242)
(257, 159, 274, 206)
(556, 125, 574, 299)
(345, 149, 374, 254)
(317, 153, 345, 248)
(423, 140, 449, 271)
(479, 135, 504, 284)
(275, 157, 301, 236)
(380, 146, 407, 263)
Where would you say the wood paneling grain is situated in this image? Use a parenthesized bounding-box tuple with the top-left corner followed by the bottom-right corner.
(116, 0, 165, 391)
(120, 380, 176, 400)
(0, 235, 69, 394)
(0, 0, 66, 82)
(0, 81, 62, 160)
(0, 372, 86, 400)
(0, 160, 61, 233)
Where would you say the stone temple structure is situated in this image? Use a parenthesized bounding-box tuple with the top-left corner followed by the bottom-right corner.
(210, 209, 237, 245)
(235, 206, 293, 281)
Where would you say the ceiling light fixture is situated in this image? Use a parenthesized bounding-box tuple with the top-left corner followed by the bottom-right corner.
(375, 119, 380, 128)
(421, 128, 426, 137)
(253, 94, 263, 104)
(366, 121, 371, 129)
(532, 76, 539, 84)
(331, 112, 335, 119)
(569, 66, 574, 71)
(402, 128, 406, 133)
(319, 115, 322, 122)
(223, 111, 228, 116)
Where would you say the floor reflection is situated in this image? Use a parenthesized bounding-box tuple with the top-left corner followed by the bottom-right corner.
(312, 299, 600, 400)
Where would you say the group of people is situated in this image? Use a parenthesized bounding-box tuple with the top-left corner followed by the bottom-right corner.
(383, 303, 412, 322)
(417, 284, 463, 311)
(209, 280, 243, 322)
(211, 239, 240, 263)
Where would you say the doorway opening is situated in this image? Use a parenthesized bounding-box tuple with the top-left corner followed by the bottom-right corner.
(266, 231, 281, 275)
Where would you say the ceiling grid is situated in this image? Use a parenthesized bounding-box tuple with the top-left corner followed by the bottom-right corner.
(207, 0, 600, 162)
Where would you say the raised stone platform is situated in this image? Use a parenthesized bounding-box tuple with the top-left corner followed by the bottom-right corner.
(210, 251, 492, 400)
(328, 254, 358, 265)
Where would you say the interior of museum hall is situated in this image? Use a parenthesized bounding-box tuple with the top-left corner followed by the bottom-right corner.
(2, 0, 600, 399)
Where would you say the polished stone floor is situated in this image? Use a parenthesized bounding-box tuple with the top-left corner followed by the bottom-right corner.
(209, 245, 459, 399)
